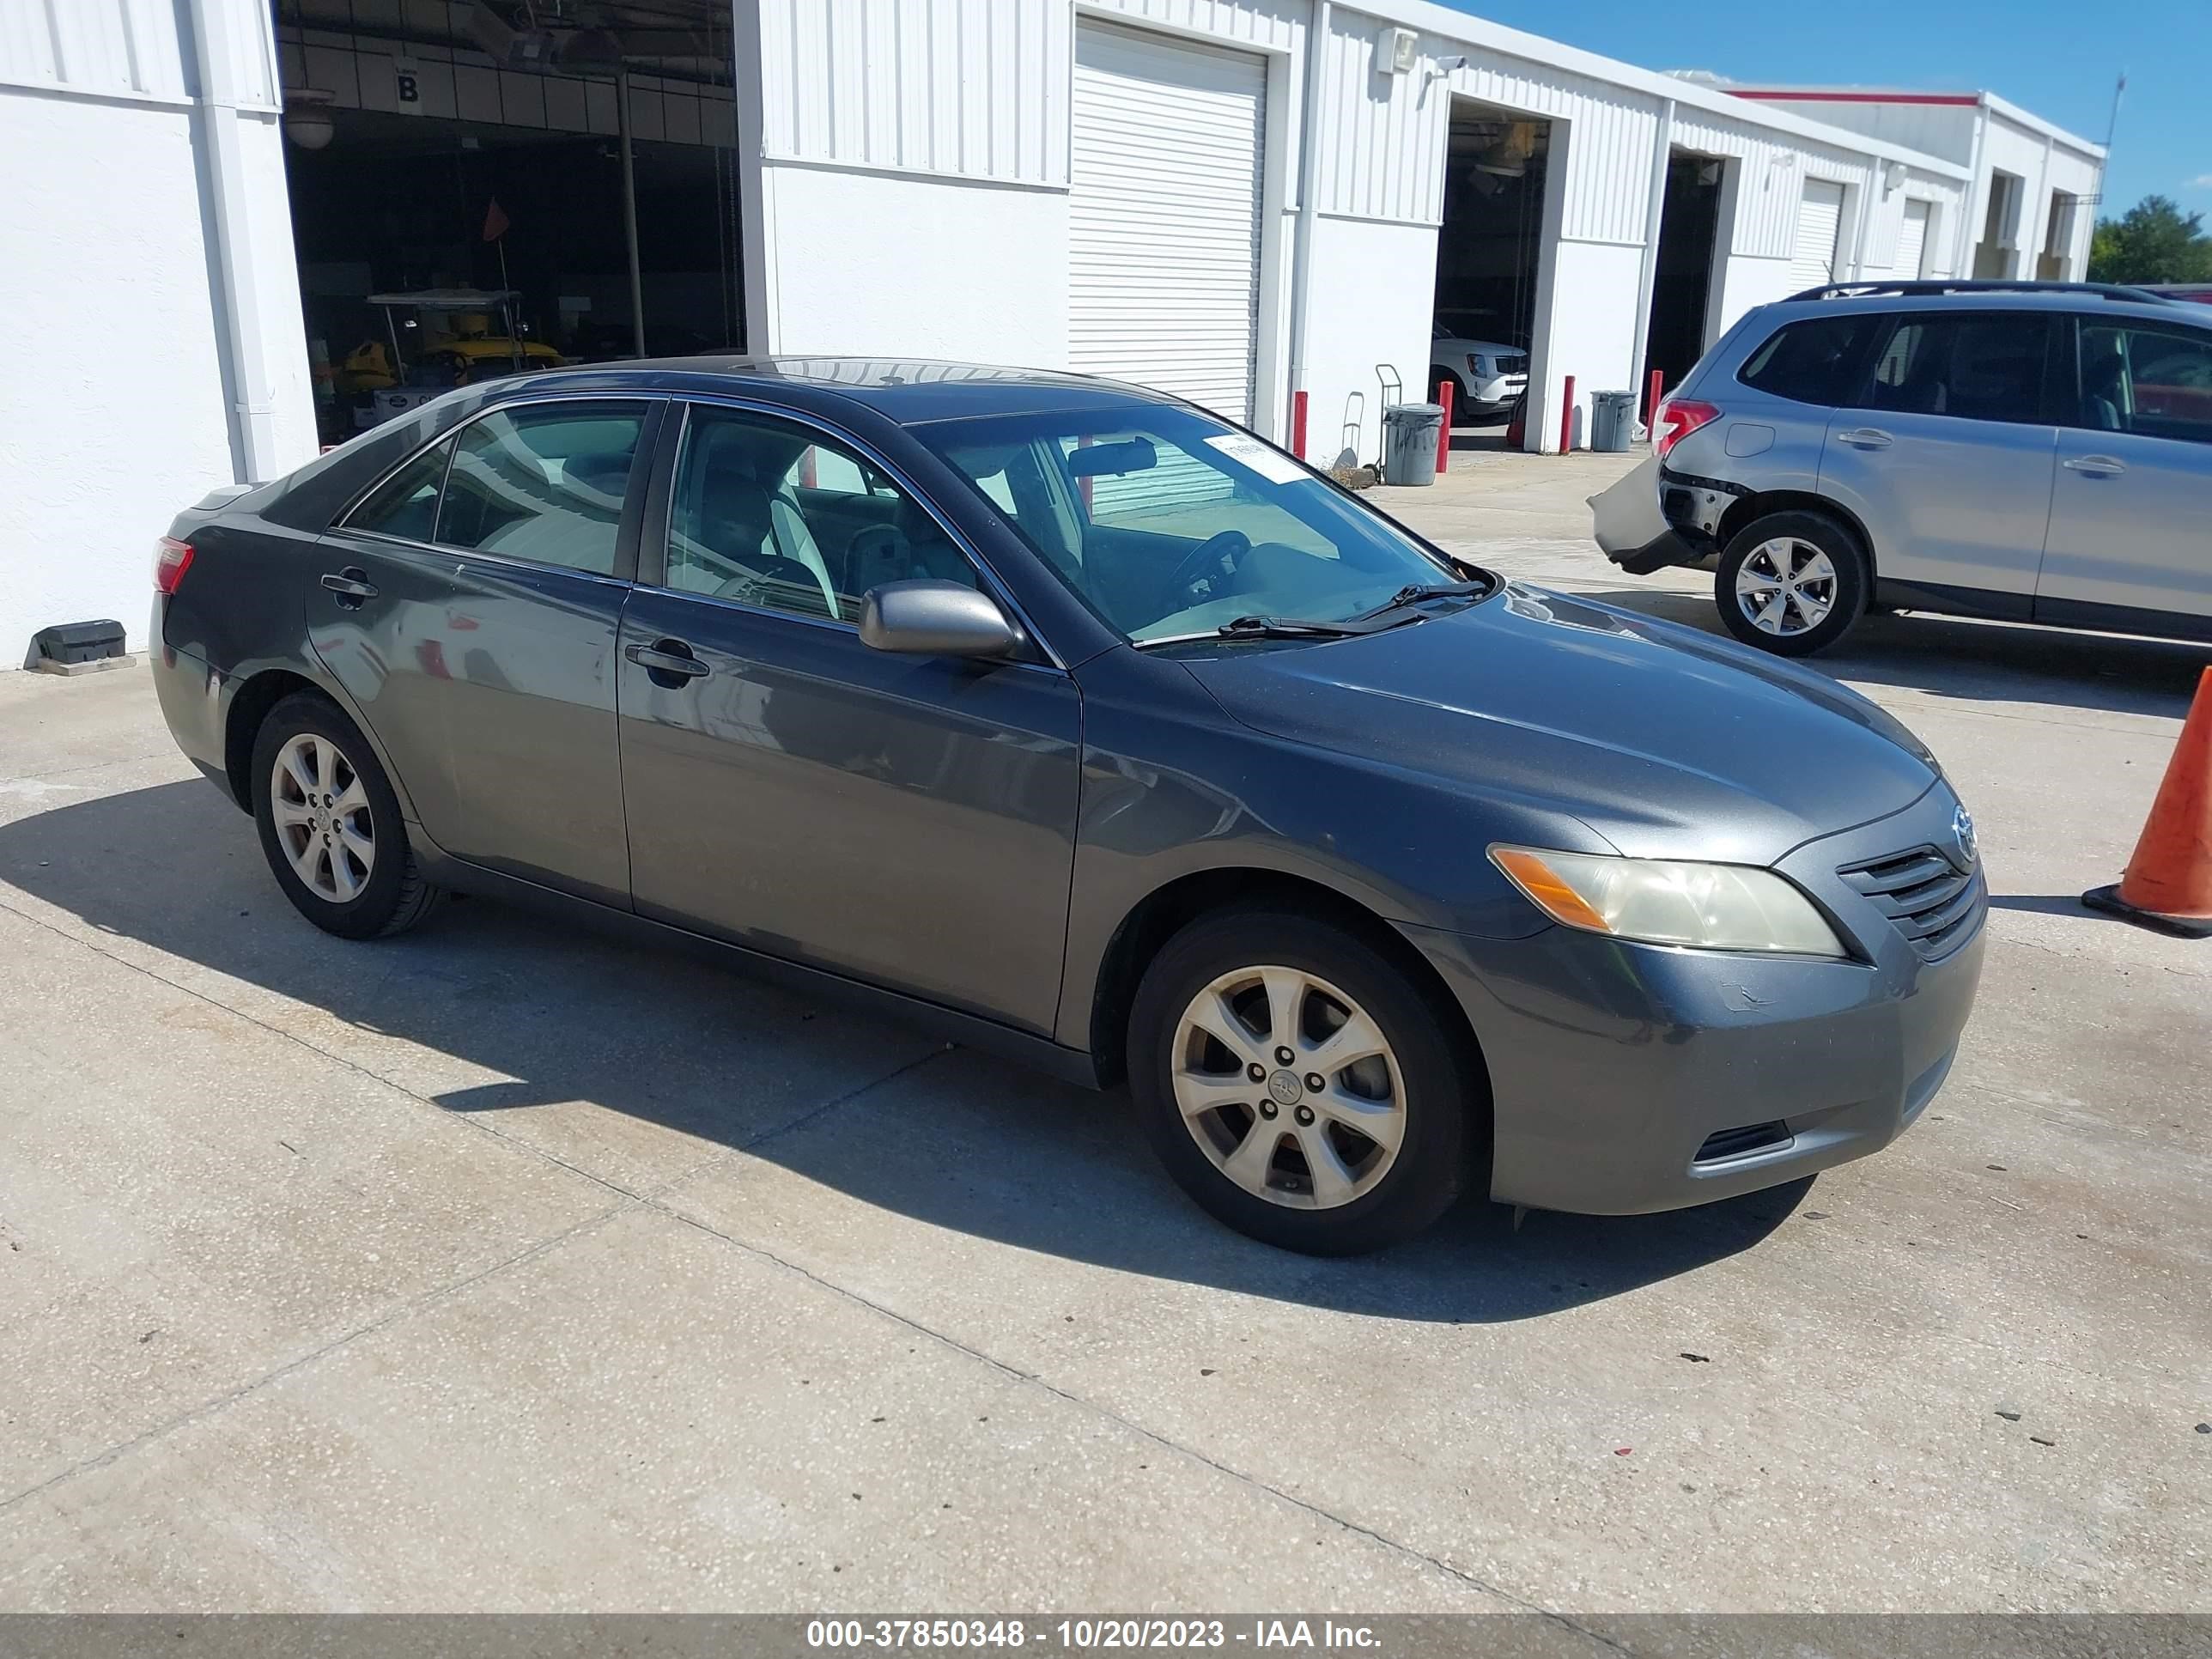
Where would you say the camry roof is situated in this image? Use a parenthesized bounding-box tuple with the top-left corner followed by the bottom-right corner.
(578, 356, 1180, 422)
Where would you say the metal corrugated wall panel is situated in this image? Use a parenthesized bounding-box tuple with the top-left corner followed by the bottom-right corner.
(1311, 17, 1663, 242)
(1084, 0, 1300, 53)
(759, 0, 1068, 185)
(1673, 106, 1879, 261)
(0, 0, 191, 100)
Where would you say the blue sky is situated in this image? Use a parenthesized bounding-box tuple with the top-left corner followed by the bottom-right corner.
(1437, 0, 2210, 222)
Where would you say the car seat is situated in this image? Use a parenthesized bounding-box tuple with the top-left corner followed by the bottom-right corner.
(684, 422, 842, 618)
(2081, 349, 2127, 431)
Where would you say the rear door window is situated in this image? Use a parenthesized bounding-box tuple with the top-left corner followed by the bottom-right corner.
(434, 402, 650, 575)
(1735, 314, 1883, 405)
(1862, 313, 2052, 423)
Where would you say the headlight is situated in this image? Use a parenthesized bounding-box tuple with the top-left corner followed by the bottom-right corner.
(1489, 846, 1847, 957)
(1466, 353, 1487, 377)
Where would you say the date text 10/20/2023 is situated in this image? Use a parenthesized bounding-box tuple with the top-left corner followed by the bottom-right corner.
(805, 1620, 1383, 1650)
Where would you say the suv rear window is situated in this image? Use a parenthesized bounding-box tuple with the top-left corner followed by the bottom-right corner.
(1736, 314, 1881, 405)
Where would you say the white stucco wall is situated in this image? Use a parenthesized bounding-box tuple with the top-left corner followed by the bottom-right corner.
(0, 92, 238, 664)
(760, 167, 1071, 365)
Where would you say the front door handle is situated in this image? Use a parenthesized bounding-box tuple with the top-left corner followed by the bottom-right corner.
(1835, 428, 1893, 450)
(2063, 454, 2127, 477)
(319, 568, 378, 607)
(625, 640, 710, 683)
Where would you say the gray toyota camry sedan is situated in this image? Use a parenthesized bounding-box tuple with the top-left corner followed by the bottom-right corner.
(152, 359, 1985, 1255)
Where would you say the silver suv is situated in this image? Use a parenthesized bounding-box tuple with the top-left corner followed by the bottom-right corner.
(1591, 281, 2212, 655)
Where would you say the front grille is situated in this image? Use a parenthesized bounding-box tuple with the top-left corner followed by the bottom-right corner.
(1696, 1121, 1794, 1163)
(1839, 846, 1984, 959)
(1498, 353, 1529, 377)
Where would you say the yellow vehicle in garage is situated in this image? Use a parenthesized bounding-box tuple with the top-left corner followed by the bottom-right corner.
(335, 289, 565, 428)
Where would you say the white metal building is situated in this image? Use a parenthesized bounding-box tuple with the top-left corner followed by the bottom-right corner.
(0, 0, 2104, 667)
(1723, 88, 2106, 287)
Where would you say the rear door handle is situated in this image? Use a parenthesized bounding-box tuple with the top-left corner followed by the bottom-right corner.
(319, 568, 378, 606)
(624, 640, 710, 682)
(1835, 428, 1893, 450)
(2063, 454, 2127, 477)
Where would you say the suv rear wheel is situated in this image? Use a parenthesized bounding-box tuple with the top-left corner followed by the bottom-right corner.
(1714, 510, 1868, 656)
(1127, 907, 1474, 1255)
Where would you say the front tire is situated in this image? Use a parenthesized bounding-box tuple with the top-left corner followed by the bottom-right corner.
(1127, 908, 1476, 1255)
(251, 692, 440, 939)
(1714, 511, 1868, 657)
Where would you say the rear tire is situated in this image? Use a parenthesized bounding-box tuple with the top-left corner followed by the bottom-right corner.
(1715, 511, 1868, 657)
(251, 693, 441, 940)
(1127, 907, 1476, 1255)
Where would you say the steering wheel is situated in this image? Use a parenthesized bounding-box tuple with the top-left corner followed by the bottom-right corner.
(1160, 530, 1253, 614)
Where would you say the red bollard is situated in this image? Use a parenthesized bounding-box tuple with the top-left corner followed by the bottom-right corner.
(1647, 368, 1665, 429)
(1435, 379, 1454, 475)
(1291, 390, 1309, 460)
(1559, 375, 1577, 454)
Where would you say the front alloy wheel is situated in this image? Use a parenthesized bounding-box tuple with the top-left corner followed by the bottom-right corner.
(1129, 908, 1475, 1255)
(1170, 965, 1406, 1210)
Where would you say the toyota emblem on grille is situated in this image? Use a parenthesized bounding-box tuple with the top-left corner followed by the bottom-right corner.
(1950, 804, 1978, 871)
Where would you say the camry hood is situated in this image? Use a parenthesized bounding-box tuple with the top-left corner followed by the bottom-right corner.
(1179, 583, 1938, 865)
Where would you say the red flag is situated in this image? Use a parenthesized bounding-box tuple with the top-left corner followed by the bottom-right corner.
(482, 197, 510, 242)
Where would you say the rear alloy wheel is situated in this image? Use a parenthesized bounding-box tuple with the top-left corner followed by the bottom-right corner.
(1129, 908, 1474, 1255)
(252, 693, 440, 939)
(270, 732, 375, 904)
(1715, 511, 1867, 657)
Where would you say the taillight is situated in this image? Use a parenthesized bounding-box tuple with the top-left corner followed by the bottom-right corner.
(155, 537, 194, 594)
(1654, 399, 1719, 459)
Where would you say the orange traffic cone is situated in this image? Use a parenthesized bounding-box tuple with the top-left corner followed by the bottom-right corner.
(2082, 665, 2212, 939)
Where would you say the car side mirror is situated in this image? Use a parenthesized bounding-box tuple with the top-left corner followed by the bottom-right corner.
(857, 579, 1024, 660)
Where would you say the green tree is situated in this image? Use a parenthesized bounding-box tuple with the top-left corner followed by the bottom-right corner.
(2087, 195, 2212, 284)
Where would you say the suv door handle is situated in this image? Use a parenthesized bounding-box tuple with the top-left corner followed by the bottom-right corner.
(625, 640, 710, 682)
(2063, 454, 2127, 477)
(1835, 428, 1893, 449)
(319, 568, 378, 606)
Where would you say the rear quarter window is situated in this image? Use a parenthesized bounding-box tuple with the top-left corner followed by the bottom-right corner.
(1735, 313, 1882, 406)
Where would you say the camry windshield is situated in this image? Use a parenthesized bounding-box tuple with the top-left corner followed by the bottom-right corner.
(917, 405, 1478, 643)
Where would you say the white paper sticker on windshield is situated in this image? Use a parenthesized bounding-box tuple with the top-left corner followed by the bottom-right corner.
(1203, 433, 1309, 485)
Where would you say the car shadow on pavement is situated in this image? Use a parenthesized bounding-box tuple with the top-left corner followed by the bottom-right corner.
(1559, 583, 2208, 721)
(0, 779, 1806, 1324)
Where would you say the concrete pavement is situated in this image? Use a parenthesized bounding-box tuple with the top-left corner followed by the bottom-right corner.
(0, 457, 2206, 1613)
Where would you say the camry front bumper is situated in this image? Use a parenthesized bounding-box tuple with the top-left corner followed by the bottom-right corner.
(1401, 785, 1986, 1215)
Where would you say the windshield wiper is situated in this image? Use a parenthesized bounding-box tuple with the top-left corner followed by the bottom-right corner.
(1350, 579, 1490, 622)
(1215, 615, 1364, 640)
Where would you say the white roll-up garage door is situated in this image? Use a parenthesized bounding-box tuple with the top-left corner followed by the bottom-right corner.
(1070, 21, 1266, 424)
(1888, 199, 1931, 281)
(1788, 180, 1846, 292)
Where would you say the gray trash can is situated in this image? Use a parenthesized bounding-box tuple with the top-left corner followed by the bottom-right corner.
(1381, 402, 1445, 486)
(1589, 389, 1638, 453)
